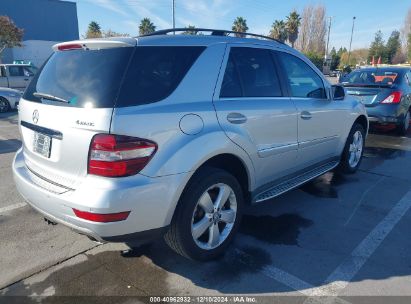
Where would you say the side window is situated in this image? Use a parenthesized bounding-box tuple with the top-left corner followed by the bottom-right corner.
(278, 52, 327, 99)
(220, 55, 242, 98)
(0, 67, 5, 77)
(220, 47, 282, 98)
(9, 66, 24, 77)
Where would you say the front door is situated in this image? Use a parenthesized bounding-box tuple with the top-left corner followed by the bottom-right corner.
(276, 51, 345, 168)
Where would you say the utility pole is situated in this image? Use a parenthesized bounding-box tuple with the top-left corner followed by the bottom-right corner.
(347, 16, 356, 67)
(172, 0, 175, 34)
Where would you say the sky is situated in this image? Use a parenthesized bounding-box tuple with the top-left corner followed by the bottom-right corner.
(70, 0, 410, 50)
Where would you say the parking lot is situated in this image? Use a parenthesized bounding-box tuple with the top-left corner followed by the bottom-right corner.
(1, 109, 411, 303)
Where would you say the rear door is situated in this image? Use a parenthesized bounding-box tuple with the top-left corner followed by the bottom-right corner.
(213, 45, 298, 187)
(6, 66, 31, 90)
(19, 42, 135, 189)
(276, 51, 345, 167)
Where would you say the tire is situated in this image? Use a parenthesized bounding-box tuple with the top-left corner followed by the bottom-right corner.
(164, 167, 244, 261)
(337, 123, 365, 174)
(0, 97, 10, 113)
(397, 111, 410, 136)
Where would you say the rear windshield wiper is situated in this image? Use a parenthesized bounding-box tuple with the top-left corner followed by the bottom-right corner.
(33, 92, 69, 103)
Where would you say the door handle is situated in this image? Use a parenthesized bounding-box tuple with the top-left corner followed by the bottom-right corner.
(227, 112, 247, 124)
(24, 78, 29, 81)
(300, 111, 312, 120)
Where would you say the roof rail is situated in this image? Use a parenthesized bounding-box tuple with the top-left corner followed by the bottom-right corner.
(140, 28, 285, 44)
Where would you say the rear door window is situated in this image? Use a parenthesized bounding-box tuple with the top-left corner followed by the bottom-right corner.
(220, 47, 282, 98)
(116, 46, 205, 107)
(277, 52, 327, 99)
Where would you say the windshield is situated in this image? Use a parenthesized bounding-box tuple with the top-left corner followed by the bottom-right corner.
(24, 47, 133, 108)
(342, 70, 399, 86)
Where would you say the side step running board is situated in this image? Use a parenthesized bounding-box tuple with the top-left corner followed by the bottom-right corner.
(253, 161, 339, 203)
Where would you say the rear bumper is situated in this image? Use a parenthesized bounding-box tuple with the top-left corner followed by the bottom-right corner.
(365, 104, 403, 125)
(13, 148, 188, 243)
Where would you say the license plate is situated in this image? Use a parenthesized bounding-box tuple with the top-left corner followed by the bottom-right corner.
(33, 132, 52, 158)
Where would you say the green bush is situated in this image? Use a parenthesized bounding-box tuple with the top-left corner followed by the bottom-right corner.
(303, 51, 324, 70)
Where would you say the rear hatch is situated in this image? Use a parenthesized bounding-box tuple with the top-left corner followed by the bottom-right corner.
(19, 39, 136, 190)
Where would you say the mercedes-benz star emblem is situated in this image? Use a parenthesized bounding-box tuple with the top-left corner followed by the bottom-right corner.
(32, 110, 39, 124)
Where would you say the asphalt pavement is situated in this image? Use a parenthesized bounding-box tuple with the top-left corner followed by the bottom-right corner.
(1, 109, 411, 304)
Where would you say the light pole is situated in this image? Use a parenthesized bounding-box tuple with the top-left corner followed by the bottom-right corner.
(347, 16, 356, 67)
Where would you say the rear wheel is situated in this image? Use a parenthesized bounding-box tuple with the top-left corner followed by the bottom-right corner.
(397, 111, 410, 136)
(0, 98, 10, 113)
(164, 167, 243, 260)
(337, 123, 365, 174)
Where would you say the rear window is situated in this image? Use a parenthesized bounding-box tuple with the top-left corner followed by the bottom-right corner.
(116, 46, 205, 107)
(24, 46, 204, 108)
(24, 47, 133, 108)
(342, 70, 399, 86)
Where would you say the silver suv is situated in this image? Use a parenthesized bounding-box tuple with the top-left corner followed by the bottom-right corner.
(13, 29, 368, 260)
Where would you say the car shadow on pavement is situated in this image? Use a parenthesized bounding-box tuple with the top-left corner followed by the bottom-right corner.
(0, 111, 19, 125)
(0, 139, 21, 154)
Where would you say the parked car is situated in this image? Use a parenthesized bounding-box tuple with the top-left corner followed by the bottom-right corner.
(340, 67, 411, 134)
(13, 29, 368, 260)
(0, 87, 22, 112)
(0, 64, 36, 91)
(329, 70, 338, 77)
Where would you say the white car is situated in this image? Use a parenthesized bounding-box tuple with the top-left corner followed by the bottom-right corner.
(0, 87, 22, 112)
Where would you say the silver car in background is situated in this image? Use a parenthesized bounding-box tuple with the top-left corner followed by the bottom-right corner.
(13, 29, 368, 260)
(0, 87, 22, 112)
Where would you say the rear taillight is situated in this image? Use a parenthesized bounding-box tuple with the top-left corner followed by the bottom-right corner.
(88, 134, 157, 177)
(73, 209, 130, 222)
(381, 91, 402, 104)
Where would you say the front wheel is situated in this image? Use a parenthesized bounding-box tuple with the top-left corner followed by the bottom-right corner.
(337, 123, 365, 174)
(164, 167, 243, 260)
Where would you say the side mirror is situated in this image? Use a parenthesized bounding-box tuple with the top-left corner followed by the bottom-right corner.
(332, 85, 345, 100)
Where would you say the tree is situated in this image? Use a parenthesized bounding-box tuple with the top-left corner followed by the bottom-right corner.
(182, 25, 197, 35)
(330, 47, 340, 70)
(139, 18, 156, 36)
(0, 16, 23, 56)
(269, 20, 287, 42)
(392, 49, 407, 64)
(304, 51, 323, 70)
(232, 17, 248, 37)
(285, 10, 301, 48)
(85, 21, 102, 38)
(401, 8, 411, 55)
(386, 30, 401, 64)
(295, 4, 326, 54)
(103, 29, 130, 38)
(368, 30, 386, 63)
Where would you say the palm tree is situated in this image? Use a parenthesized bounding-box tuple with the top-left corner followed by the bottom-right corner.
(269, 20, 287, 42)
(139, 18, 156, 36)
(285, 10, 301, 48)
(86, 21, 102, 38)
(232, 17, 248, 37)
(182, 25, 197, 35)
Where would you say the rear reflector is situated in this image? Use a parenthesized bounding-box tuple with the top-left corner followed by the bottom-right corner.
(88, 134, 157, 177)
(57, 43, 83, 51)
(73, 209, 130, 222)
(381, 91, 402, 104)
